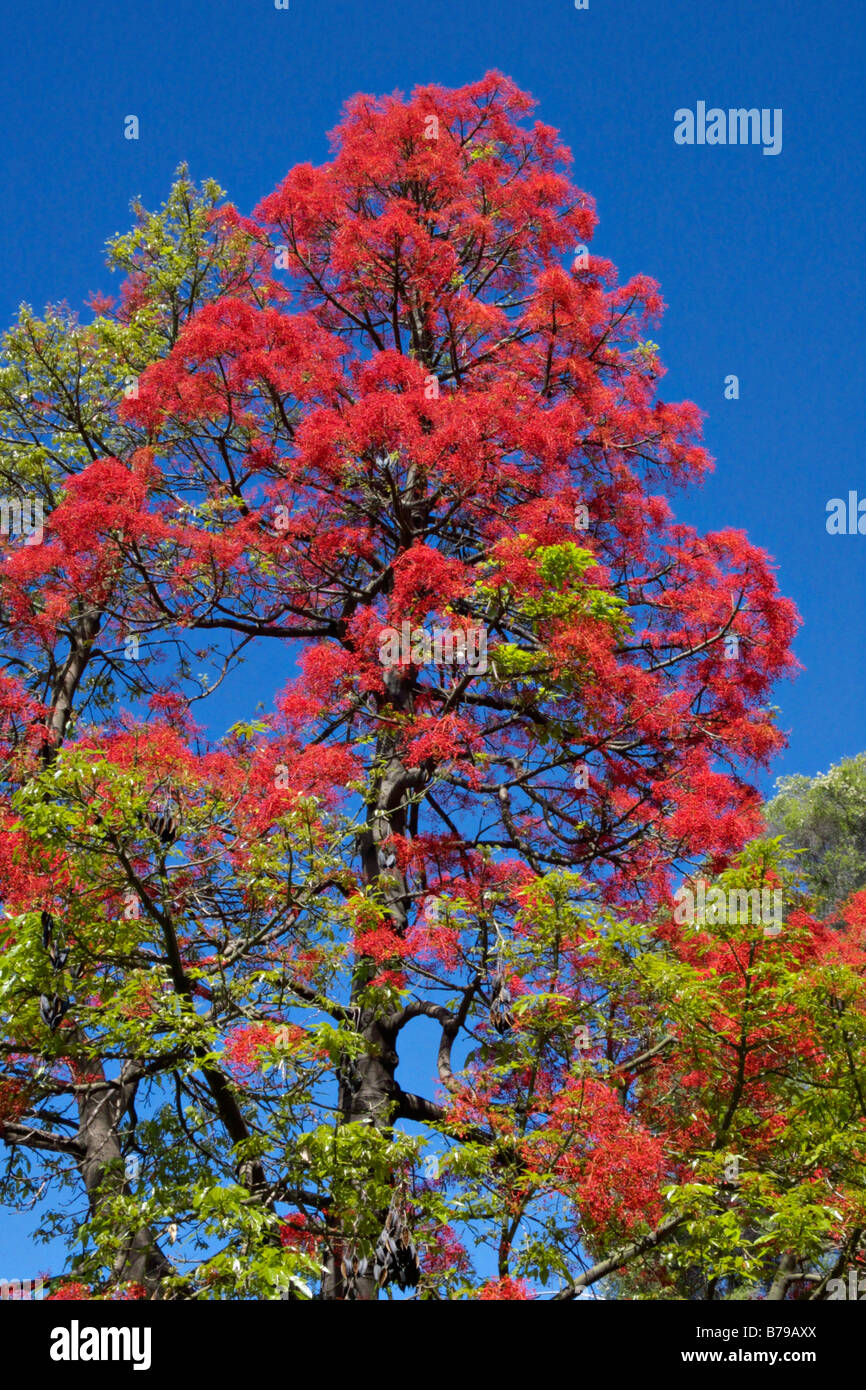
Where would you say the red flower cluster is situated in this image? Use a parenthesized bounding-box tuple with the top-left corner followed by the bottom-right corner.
(477, 1276, 534, 1300)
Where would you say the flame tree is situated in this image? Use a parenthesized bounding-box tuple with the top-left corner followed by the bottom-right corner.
(7, 76, 851, 1304)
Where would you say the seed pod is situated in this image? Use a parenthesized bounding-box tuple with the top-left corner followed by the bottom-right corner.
(145, 802, 179, 846)
(340, 1250, 370, 1299)
(39, 993, 70, 1031)
(489, 958, 514, 1034)
(490, 999, 514, 1034)
(41, 911, 53, 949)
(373, 1192, 420, 1291)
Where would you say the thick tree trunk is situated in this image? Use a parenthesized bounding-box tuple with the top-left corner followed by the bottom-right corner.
(321, 667, 417, 1299)
(321, 1010, 401, 1300)
(74, 1062, 172, 1291)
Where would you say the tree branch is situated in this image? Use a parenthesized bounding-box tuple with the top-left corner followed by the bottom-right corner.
(552, 1214, 686, 1299)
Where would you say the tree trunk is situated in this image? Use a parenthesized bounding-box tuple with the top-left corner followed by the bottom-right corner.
(321, 667, 416, 1299)
(74, 1061, 172, 1291)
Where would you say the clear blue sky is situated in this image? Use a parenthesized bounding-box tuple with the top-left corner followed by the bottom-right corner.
(1, 0, 864, 1284)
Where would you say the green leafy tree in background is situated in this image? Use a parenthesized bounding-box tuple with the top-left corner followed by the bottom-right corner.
(765, 754, 866, 915)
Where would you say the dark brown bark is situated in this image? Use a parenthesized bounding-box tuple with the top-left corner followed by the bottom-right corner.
(74, 1061, 172, 1290)
(321, 667, 418, 1299)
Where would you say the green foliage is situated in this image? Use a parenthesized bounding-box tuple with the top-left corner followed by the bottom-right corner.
(764, 753, 866, 911)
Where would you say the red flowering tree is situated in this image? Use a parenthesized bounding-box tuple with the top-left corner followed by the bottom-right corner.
(2, 75, 838, 1303)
